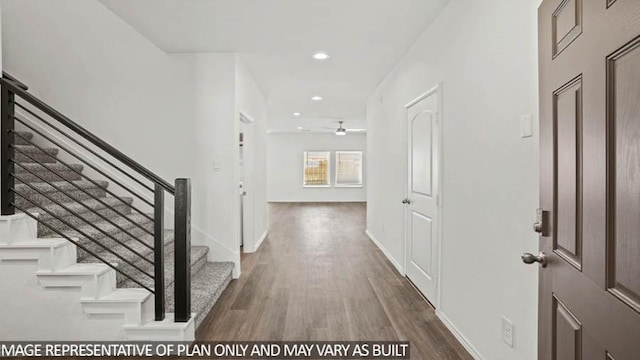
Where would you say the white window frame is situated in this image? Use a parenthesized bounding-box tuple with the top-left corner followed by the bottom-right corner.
(302, 151, 331, 188)
(335, 151, 364, 188)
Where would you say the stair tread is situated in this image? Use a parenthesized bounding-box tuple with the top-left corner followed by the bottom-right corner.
(14, 145, 59, 154)
(14, 131, 34, 139)
(166, 262, 234, 327)
(15, 179, 108, 194)
(14, 163, 84, 184)
(78, 228, 172, 260)
(110, 243, 208, 289)
(45, 212, 153, 242)
(27, 196, 134, 219)
(15, 162, 84, 173)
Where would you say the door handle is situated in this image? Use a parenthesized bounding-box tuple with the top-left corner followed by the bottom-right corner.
(522, 251, 547, 268)
(402, 198, 412, 204)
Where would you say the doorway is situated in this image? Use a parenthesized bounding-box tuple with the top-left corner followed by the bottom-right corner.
(404, 84, 442, 308)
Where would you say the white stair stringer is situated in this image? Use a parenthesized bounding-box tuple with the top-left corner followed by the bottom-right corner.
(0, 215, 195, 341)
(0, 238, 76, 271)
(0, 213, 39, 244)
(36, 263, 117, 300)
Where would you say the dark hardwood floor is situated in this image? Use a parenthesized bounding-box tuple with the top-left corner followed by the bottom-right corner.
(197, 202, 472, 360)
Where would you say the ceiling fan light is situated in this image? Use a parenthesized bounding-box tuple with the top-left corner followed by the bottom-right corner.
(335, 128, 347, 136)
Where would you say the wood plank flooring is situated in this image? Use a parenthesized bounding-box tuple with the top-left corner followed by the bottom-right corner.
(197, 202, 472, 360)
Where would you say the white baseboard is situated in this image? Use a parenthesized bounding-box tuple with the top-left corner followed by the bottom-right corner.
(255, 230, 267, 250)
(436, 310, 486, 360)
(244, 230, 267, 253)
(268, 200, 366, 203)
(365, 229, 404, 275)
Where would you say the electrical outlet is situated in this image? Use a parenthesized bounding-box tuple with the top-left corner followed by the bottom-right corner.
(502, 317, 514, 347)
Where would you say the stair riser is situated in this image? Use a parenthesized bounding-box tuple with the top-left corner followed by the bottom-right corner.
(15, 187, 107, 208)
(191, 251, 208, 275)
(15, 168, 83, 184)
(14, 150, 58, 164)
(75, 222, 154, 261)
(37, 202, 134, 237)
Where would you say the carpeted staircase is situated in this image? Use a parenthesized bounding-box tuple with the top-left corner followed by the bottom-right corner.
(12, 131, 233, 329)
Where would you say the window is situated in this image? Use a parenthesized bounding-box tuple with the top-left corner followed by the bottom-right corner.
(303, 151, 331, 187)
(335, 151, 363, 187)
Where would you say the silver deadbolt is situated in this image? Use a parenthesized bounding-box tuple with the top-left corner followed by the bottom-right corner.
(533, 208, 550, 236)
(522, 251, 547, 268)
(533, 222, 543, 233)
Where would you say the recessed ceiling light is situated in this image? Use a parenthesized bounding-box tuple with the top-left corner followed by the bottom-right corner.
(311, 96, 323, 101)
(312, 52, 330, 60)
(293, 112, 301, 117)
(297, 126, 304, 130)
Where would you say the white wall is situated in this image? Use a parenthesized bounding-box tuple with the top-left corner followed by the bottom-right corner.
(1, 0, 193, 183)
(366, 1, 540, 359)
(267, 132, 366, 202)
(172, 53, 241, 271)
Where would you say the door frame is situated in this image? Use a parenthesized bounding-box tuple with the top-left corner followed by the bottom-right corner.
(403, 82, 444, 308)
(238, 110, 256, 253)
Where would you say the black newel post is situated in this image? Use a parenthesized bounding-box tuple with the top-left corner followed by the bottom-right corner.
(153, 183, 165, 321)
(174, 178, 191, 322)
(1, 86, 15, 215)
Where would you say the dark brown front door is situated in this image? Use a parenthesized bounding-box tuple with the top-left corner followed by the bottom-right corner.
(538, 0, 640, 359)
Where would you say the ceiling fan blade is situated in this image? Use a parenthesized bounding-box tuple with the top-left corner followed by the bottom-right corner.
(346, 128, 367, 132)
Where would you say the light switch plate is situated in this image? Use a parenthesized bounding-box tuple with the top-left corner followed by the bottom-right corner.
(520, 114, 533, 138)
(212, 161, 222, 172)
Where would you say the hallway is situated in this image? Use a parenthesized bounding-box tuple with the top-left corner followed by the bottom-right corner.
(197, 203, 472, 360)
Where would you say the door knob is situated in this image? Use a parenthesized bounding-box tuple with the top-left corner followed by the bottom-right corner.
(402, 198, 412, 204)
(522, 252, 547, 268)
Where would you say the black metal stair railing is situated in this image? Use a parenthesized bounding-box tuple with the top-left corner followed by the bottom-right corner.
(0, 72, 192, 323)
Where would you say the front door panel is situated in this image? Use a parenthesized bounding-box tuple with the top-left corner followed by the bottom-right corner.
(538, 0, 640, 359)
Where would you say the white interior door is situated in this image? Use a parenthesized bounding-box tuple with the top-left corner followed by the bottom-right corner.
(405, 88, 440, 307)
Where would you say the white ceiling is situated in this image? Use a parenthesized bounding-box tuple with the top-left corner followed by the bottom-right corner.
(99, 0, 449, 132)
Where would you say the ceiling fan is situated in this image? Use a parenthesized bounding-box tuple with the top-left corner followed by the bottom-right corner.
(323, 121, 366, 136)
